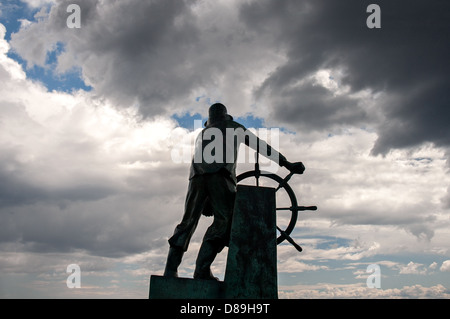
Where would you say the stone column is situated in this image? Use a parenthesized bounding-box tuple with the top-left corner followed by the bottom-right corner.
(224, 185, 277, 299)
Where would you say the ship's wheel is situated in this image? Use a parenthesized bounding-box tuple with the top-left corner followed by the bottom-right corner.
(236, 165, 317, 252)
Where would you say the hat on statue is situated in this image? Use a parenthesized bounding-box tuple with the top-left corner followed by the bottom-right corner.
(205, 103, 233, 126)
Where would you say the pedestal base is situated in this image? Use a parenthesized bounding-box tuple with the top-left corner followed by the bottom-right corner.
(149, 275, 225, 299)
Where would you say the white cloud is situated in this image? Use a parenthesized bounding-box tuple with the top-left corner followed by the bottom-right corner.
(277, 250, 328, 273)
(440, 260, 450, 272)
(280, 127, 450, 259)
(279, 283, 450, 299)
(429, 262, 438, 270)
(399, 262, 427, 275)
(21, 0, 56, 9)
(0, 24, 8, 54)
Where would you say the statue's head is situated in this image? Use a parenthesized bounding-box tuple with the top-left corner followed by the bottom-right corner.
(205, 103, 233, 126)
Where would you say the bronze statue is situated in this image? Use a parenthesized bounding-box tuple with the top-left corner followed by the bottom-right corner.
(164, 103, 305, 280)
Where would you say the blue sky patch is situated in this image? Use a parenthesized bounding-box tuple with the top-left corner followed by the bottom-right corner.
(7, 49, 92, 93)
(172, 112, 267, 131)
(1, 2, 91, 93)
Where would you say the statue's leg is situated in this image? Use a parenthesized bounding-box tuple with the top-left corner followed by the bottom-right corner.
(163, 246, 184, 277)
(193, 173, 236, 280)
(165, 176, 207, 277)
(193, 240, 220, 281)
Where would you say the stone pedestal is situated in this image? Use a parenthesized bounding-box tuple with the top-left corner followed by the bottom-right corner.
(224, 185, 277, 299)
(149, 275, 225, 299)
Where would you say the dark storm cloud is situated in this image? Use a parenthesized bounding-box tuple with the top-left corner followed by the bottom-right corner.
(261, 81, 369, 131)
(9, 0, 450, 154)
(326, 204, 436, 241)
(240, 0, 450, 154)
(0, 146, 181, 257)
(10, 0, 202, 116)
(72, 0, 201, 115)
(0, 168, 116, 208)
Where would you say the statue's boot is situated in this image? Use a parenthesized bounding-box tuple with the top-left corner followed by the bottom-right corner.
(163, 246, 184, 277)
(193, 241, 220, 281)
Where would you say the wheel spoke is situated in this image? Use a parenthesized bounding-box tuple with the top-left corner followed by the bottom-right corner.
(275, 172, 294, 191)
(276, 226, 302, 252)
(277, 206, 317, 211)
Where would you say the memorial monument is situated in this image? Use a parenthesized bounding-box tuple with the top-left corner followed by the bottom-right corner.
(149, 103, 316, 299)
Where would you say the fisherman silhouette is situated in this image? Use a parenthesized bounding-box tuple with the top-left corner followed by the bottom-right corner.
(164, 103, 305, 280)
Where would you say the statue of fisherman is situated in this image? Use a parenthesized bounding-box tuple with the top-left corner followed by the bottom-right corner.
(164, 103, 305, 280)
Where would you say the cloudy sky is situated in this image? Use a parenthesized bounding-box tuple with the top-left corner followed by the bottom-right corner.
(0, 0, 449, 298)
